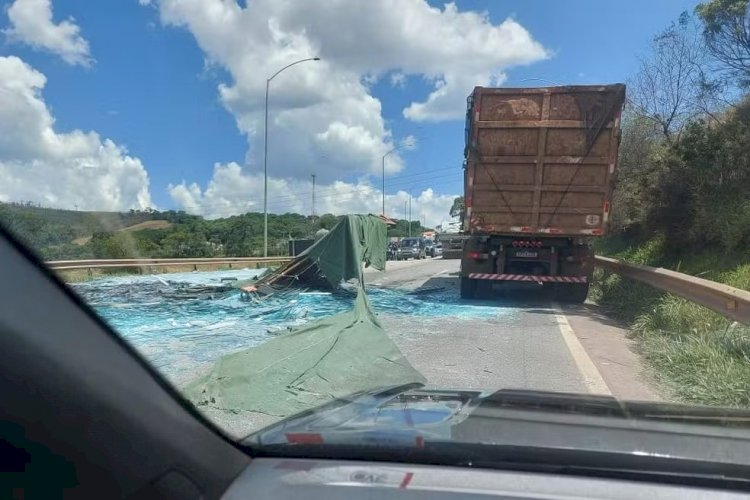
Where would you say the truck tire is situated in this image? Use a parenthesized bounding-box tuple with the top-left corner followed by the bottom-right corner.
(460, 278, 477, 299)
(555, 282, 589, 304)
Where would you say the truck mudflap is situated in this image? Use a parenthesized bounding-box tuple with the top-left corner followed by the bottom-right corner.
(467, 273, 588, 283)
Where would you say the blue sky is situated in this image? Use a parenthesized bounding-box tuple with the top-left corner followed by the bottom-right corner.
(0, 0, 700, 225)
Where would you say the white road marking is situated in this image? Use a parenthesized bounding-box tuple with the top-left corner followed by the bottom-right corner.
(553, 305, 612, 395)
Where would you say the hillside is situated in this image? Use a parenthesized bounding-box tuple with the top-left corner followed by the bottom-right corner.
(0, 202, 160, 246)
(118, 220, 173, 232)
(0, 203, 430, 260)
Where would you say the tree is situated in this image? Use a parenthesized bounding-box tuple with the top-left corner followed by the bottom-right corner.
(697, 0, 750, 85)
(387, 219, 429, 238)
(449, 196, 464, 219)
(316, 213, 339, 230)
(609, 108, 662, 233)
(630, 13, 711, 140)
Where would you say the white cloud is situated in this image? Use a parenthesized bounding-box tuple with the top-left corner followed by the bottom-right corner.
(0, 56, 152, 211)
(168, 162, 457, 228)
(390, 72, 406, 88)
(3, 0, 92, 66)
(152, 0, 547, 183)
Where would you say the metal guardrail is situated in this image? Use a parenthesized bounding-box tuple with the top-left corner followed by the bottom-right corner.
(47, 257, 293, 271)
(595, 256, 750, 325)
(46, 255, 750, 324)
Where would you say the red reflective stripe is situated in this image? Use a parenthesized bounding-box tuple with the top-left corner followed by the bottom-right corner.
(285, 433, 324, 444)
(469, 273, 588, 282)
(400, 472, 414, 489)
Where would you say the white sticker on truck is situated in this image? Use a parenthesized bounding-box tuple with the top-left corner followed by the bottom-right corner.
(585, 215, 600, 226)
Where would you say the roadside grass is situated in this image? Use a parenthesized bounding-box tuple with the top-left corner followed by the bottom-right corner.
(592, 237, 750, 408)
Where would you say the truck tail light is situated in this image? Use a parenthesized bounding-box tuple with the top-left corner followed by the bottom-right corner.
(467, 251, 487, 260)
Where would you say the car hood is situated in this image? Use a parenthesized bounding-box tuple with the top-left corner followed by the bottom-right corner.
(245, 384, 750, 473)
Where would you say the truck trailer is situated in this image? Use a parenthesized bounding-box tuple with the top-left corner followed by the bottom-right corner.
(460, 84, 625, 302)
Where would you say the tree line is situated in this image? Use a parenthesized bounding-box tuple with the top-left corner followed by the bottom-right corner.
(0, 203, 431, 260)
(611, 0, 750, 258)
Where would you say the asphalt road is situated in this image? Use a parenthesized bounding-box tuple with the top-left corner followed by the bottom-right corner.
(365, 258, 661, 402)
(204, 257, 662, 438)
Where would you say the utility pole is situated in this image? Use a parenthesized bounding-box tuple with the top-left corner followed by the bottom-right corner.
(408, 192, 412, 237)
(311, 173, 316, 218)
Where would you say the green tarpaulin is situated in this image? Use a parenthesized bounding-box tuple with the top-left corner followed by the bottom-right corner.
(184, 215, 425, 422)
(302, 213, 387, 287)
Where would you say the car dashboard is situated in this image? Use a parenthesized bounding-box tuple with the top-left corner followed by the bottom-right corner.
(223, 458, 747, 499)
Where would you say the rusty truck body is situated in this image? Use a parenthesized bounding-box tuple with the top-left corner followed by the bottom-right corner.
(460, 84, 625, 302)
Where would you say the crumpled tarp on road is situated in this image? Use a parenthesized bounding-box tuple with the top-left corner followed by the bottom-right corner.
(184, 214, 426, 419)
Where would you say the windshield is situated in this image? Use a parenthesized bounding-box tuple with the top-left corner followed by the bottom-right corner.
(2, 0, 750, 469)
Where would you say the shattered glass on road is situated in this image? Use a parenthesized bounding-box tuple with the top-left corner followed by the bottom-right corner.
(72, 269, 516, 385)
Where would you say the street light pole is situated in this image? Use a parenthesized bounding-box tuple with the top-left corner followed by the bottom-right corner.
(263, 57, 320, 257)
(311, 173, 316, 218)
(381, 148, 396, 217)
(381, 136, 418, 217)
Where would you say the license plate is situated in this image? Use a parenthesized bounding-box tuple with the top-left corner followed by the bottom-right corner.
(515, 250, 538, 258)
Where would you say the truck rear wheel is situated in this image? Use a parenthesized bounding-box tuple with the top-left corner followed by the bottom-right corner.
(460, 278, 477, 299)
(555, 283, 589, 304)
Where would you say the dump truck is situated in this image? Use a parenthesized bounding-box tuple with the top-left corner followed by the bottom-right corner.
(460, 84, 626, 302)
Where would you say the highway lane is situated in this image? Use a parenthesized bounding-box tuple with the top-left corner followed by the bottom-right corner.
(366, 258, 661, 401)
(198, 257, 661, 438)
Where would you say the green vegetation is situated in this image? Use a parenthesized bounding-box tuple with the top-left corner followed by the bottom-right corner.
(594, 0, 750, 407)
(0, 202, 430, 260)
(592, 238, 750, 407)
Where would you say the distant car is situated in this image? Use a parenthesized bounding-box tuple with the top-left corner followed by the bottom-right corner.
(434, 243, 443, 257)
(396, 237, 426, 260)
(425, 240, 435, 257)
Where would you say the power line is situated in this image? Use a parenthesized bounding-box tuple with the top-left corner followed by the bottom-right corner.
(170, 164, 463, 211)
(172, 171, 463, 216)
(168, 169, 463, 216)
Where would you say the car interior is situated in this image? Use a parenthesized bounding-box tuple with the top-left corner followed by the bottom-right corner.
(3, 226, 749, 499)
